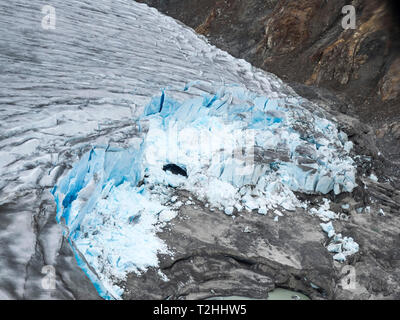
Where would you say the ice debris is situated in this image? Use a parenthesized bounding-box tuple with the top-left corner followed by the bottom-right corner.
(369, 173, 378, 182)
(53, 84, 358, 298)
(141, 85, 356, 215)
(310, 198, 338, 222)
(320, 218, 359, 262)
(312, 198, 359, 261)
(328, 234, 359, 262)
(320, 221, 335, 238)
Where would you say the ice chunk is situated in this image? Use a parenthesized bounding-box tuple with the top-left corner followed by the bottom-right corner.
(333, 253, 346, 262)
(224, 207, 234, 216)
(325, 233, 359, 262)
(315, 176, 334, 194)
(341, 204, 350, 210)
(320, 222, 335, 238)
(258, 206, 268, 215)
(327, 243, 342, 253)
(369, 173, 378, 182)
(310, 199, 338, 222)
(159, 209, 177, 222)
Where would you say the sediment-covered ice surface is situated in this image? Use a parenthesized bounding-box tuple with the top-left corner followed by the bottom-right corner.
(53, 83, 358, 299)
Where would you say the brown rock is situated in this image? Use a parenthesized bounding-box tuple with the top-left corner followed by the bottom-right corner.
(380, 57, 400, 101)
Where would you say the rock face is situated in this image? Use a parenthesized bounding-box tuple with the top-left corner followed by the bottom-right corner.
(380, 57, 400, 102)
(137, 0, 277, 60)
(137, 0, 400, 124)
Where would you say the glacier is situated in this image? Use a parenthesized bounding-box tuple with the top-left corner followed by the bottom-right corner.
(53, 83, 358, 299)
(0, 0, 365, 300)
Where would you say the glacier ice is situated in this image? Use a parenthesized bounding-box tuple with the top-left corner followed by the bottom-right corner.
(53, 83, 359, 299)
(141, 85, 357, 213)
(52, 147, 174, 299)
(320, 221, 335, 238)
(0, 0, 366, 300)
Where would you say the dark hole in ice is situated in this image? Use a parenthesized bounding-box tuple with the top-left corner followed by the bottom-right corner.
(163, 164, 188, 177)
(129, 215, 141, 224)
